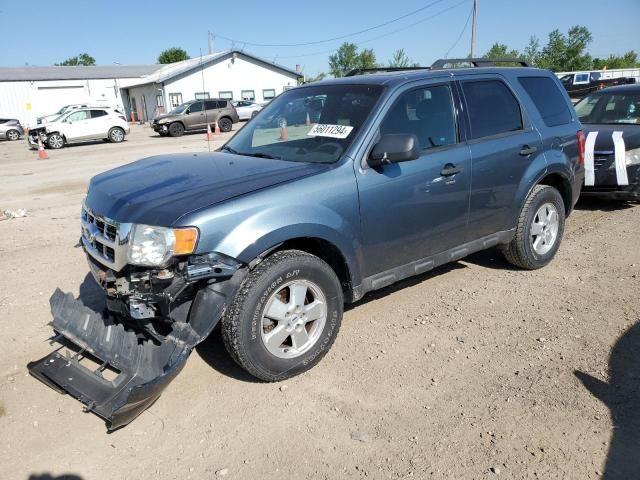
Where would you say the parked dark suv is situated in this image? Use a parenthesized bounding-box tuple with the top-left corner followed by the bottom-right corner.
(30, 59, 585, 429)
(153, 98, 240, 136)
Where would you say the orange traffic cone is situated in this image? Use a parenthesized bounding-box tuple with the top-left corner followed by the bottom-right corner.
(305, 112, 311, 126)
(280, 126, 288, 141)
(37, 138, 49, 160)
(214, 121, 221, 135)
(206, 124, 214, 141)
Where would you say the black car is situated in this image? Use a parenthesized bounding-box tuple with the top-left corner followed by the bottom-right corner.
(575, 84, 640, 200)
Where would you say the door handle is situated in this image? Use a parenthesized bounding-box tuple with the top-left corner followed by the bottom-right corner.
(520, 145, 537, 156)
(440, 164, 462, 177)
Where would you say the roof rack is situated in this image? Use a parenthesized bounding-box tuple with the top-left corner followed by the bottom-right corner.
(430, 58, 531, 70)
(345, 66, 430, 77)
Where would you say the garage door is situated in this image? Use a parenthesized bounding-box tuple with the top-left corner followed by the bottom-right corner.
(36, 85, 89, 116)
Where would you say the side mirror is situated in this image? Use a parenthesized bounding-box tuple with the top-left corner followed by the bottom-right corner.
(184, 109, 190, 115)
(368, 133, 420, 168)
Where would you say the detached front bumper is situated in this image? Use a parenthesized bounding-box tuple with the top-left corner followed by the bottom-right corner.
(153, 123, 169, 133)
(583, 163, 640, 200)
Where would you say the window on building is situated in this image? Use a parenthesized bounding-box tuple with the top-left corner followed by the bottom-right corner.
(518, 76, 572, 127)
(380, 85, 457, 150)
(169, 93, 183, 109)
(241, 90, 255, 101)
(219, 91, 233, 100)
(195, 92, 210, 100)
(462, 80, 523, 139)
(156, 94, 165, 108)
(263, 89, 276, 101)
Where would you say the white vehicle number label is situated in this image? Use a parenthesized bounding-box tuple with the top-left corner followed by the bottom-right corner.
(307, 123, 354, 139)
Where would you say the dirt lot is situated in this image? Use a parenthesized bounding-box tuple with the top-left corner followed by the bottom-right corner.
(1, 125, 638, 480)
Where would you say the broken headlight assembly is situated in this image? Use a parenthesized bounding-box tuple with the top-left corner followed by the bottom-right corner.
(127, 224, 199, 267)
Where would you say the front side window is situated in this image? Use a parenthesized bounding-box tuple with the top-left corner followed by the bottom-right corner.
(575, 92, 640, 124)
(188, 102, 203, 113)
(462, 80, 523, 139)
(66, 110, 88, 122)
(380, 84, 457, 150)
(223, 84, 383, 164)
(518, 76, 572, 127)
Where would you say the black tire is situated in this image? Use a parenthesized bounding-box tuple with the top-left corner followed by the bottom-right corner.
(168, 122, 185, 137)
(218, 117, 233, 132)
(108, 127, 125, 143)
(47, 133, 64, 149)
(221, 250, 343, 382)
(251, 110, 258, 119)
(6, 129, 20, 141)
(501, 185, 566, 270)
(158, 131, 168, 137)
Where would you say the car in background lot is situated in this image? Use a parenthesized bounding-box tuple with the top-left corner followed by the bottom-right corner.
(37, 103, 89, 124)
(153, 99, 240, 137)
(559, 72, 636, 101)
(28, 107, 129, 149)
(0, 118, 24, 141)
(231, 100, 263, 120)
(576, 84, 640, 200)
(29, 58, 585, 429)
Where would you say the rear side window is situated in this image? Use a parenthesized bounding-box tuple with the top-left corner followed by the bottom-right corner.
(90, 110, 107, 118)
(518, 76, 572, 127)
(462, 80, 523, 139)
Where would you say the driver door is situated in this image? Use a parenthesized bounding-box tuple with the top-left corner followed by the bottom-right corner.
(185, 101, 205, 130)
(61, 110, 91, 140)
(356, 81, 471, 278)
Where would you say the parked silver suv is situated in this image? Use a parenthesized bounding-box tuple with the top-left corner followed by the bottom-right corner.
(153, 99, 240, 137)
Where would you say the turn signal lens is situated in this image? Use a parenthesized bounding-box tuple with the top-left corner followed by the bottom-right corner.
(174, 227, 199, 255)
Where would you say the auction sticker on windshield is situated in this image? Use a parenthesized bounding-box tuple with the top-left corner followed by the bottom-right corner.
(307, 124, 354, 139)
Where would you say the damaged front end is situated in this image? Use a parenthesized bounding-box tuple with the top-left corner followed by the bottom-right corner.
(28, 206, 246, 430)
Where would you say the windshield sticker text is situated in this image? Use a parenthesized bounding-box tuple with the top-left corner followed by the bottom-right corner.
(307, 123, 354, 139)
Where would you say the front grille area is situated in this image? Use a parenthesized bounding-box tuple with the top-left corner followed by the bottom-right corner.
(80, 204, 128, 271)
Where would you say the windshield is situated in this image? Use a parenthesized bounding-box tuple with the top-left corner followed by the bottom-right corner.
(575, 91, 640, 124)
(170, 103, 191, 114)
(223, 84, 383, 163)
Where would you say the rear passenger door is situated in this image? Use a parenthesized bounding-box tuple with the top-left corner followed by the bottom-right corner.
(87, 109, 110, 138)
(457, 75, 543, 239)
(205, 100, 222, 125)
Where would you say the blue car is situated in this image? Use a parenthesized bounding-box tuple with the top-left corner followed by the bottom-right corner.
(29, 58, 584, 429)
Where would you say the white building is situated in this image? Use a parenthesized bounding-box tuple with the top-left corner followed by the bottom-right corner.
(0, 50, 301, 126)
(124, 51, 301, 122)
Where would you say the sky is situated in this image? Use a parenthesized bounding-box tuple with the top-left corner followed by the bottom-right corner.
(3, 0, 639, 77)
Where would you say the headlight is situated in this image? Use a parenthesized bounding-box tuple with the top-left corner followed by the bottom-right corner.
(127, 224, 199, 266)
(625, 147, 640, 166)
(157, 118, 168, 124)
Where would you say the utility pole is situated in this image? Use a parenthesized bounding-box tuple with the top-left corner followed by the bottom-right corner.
(470, 0, 478, 58)
(208, 31, 213, 55)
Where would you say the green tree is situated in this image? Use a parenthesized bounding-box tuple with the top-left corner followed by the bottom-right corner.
(157, 47, 190, 64)
(55, 53, 95, 66)
(305, 72, 327, 83)
(388, 48, 419, 68)
(538, 26, 593, 71)
(483, 42, 520, 60)
(593, 51, 640, 69)
(328, 42, 378, 77)
(523, 36, 541, 66)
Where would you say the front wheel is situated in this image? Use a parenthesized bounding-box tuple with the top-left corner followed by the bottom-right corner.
(47, 133, 64, 149)
(108, 127, 125, 143)
(218, 117, 233, 132)
(168, 122, 184, 137)
(501, 185, 565, 270)
(221, 250, 343, 382)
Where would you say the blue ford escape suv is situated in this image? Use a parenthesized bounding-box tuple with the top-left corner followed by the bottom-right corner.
(29, 58, 585, 429)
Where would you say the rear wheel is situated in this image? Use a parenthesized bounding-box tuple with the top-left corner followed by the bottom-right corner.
(108, 127, 125, 143)
(218, 117, 233, 132)
(221, 250, 343, 382)
(6, 129, 20, 141)
(251, 110, 258, 119)
(501, 185, 565, 270)
(47, 133, 64, 149)
(168, 122, 184, 137)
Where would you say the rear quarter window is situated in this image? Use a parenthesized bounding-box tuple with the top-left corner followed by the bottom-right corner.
(518, 76, 573, 127)
(461, 80, 523, 139)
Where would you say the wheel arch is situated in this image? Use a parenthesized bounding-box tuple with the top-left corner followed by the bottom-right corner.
(536, 172, 573, 215)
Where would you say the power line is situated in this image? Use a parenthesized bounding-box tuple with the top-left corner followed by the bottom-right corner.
(278, 0, 471, 60)
(214, 0, 452, 48)
(443, 4, 474, 58)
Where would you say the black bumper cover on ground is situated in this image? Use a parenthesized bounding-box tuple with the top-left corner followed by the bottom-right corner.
(28, 270, 245, 430)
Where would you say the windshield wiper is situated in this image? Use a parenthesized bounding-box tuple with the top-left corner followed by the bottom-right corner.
(220, 146, 281, 160)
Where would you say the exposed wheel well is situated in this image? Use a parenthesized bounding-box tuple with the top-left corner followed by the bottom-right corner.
(538, 173, 572, 215)
(275, 237, 354, 302)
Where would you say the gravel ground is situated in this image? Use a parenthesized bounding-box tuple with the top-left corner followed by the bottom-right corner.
(0, 125, 638, 480)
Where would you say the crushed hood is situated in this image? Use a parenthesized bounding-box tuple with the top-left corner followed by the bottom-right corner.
(85, 152, 330, 225)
